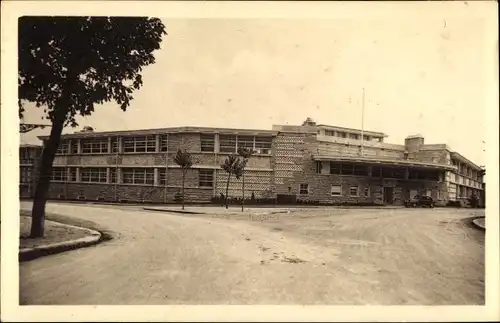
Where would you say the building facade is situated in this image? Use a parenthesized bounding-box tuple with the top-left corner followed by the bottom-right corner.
(19, 144, 43, 198)
(22, 118, 485, 206)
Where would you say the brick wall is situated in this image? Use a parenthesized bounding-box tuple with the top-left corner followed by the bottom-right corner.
(412, 149, 450, 164)
(47, 182, 213, 203)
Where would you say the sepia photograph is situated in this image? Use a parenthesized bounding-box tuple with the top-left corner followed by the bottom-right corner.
(1, 1, 499, 322)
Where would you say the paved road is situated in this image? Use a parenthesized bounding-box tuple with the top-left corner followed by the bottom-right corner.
(19, 202, 485, 305)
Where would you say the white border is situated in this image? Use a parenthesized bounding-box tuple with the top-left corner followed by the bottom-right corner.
(2, 1, 499, 322)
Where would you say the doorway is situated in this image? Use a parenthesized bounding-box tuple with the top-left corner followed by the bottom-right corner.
(383, 187, 394, 204)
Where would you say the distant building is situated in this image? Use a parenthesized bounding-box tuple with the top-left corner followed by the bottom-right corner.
(21, 118, 485, 206)
(19, 144, 43, 198)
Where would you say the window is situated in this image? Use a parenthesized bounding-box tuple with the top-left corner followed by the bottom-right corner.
(316, 161, 322, 174)
(340, 163, 355, 175)
(159, 169, 167, 185)
(81, 168, 107, 183)
(353, 164, 369, 176)
(330, 163, 341, 175)
(349, 186, 359, 196)
(56, 141, 69, 155)
(254, 136, 272, 154)
(110, 168, 118, 183)
(338, 132, 347, 138)
(70, 141, 79, 154)
(200, 134, 215, 152)
(111, 137, 120, 153)
(123, 136, 156, 153)
(20, 167, 32, 183)
(199, 169, 214, 187)
(122, 168, 154, 185)
(372, 166, 382, 177)
(349, 133, 359, 140)
(20, 148, 36, 164)
(329, 163, 368, 176)
(299, 184, 309, 195)
(160, 134, 169, 152)
(331, 185, 342, 196)
(51, 167, 66, 181)
(325, 130, 335, 136)
(364, 187, 370, 197)
(68, 168, 77, 182)
(81, 138, 109, 154)
(382, 167, 405, 179)
(219, 135, 237, 153)
(237, 136, 254, 150)
(363, 135, 370, 141)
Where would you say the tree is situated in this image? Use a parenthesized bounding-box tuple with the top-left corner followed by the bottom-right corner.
(237, 147, 254, 212)
(221, 154, 244, 209)
(18, 16, 166, 237)
(173, 149, 193, 210)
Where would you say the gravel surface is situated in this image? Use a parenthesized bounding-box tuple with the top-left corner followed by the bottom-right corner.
(19, 202, 484, 305)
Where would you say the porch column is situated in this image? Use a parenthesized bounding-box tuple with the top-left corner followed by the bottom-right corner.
(108, 137, 112, 153)
(214, 133, 220, 153)
(77, 138, 81, 154)
(118, 137, 122, 153)
(106, 168, 111, 184)
(154, 168, 159, 186)
(155, 134, 160, 152)
(367, 165, 372, 177)
(404, 167, 409, 180)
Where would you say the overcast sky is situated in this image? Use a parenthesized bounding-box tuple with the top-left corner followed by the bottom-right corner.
(21, 5, 496, 166)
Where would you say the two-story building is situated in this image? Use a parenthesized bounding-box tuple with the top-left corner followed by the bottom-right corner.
(22, 118, 484, 206)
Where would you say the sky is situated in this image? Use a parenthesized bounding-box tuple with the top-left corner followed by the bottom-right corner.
(21, 4, 496, 167)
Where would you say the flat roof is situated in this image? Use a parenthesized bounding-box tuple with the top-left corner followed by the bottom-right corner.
(38, 126, 279, 140)
(316, 124, 387, 137)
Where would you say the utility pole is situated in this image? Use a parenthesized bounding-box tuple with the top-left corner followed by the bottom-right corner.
(361, 88, 365, 157)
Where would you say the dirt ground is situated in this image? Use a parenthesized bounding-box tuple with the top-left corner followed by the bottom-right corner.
(19, 202, 485, 305)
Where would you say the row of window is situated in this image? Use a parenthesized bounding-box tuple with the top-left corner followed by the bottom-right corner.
(20, 167, 33, 184)
(321, 130, 382, 142)
(219, 135, 272, 154)
(48, 167, 215, 187)
(316, 162, 441, 181)
(299, 183, 370, 197)
(55, 134, 273, 155)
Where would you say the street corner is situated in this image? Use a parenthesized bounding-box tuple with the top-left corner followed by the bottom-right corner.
(19, 219, 103, 262)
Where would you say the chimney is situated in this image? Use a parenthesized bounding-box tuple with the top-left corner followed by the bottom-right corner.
(405, 134, 424, 153)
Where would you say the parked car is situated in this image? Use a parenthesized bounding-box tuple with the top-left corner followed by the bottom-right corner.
(404, 195, 435, 208)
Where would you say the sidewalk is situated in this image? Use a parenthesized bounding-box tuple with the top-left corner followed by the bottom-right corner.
(19, 215, 103, 261)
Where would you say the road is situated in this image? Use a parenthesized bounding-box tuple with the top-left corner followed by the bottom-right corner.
(19, 202, 485, 305)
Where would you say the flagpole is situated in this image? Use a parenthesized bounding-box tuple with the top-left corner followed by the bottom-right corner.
(361, 88, 365, 157)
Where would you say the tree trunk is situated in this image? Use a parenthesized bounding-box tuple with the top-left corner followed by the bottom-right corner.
(241, 171, 245, 212)
(30, 106, 68, 238)
(181, 170, 185, 210)
(225, 172, 231, 209)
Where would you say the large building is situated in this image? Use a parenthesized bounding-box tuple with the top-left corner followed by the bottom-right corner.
(21, 118, 485, 206)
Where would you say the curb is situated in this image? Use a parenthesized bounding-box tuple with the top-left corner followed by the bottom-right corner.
(143, 207, 293, 216)
(19, 221, 103, 262)
(143, 207, 204, 215)
(472, 217, 486, 231)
